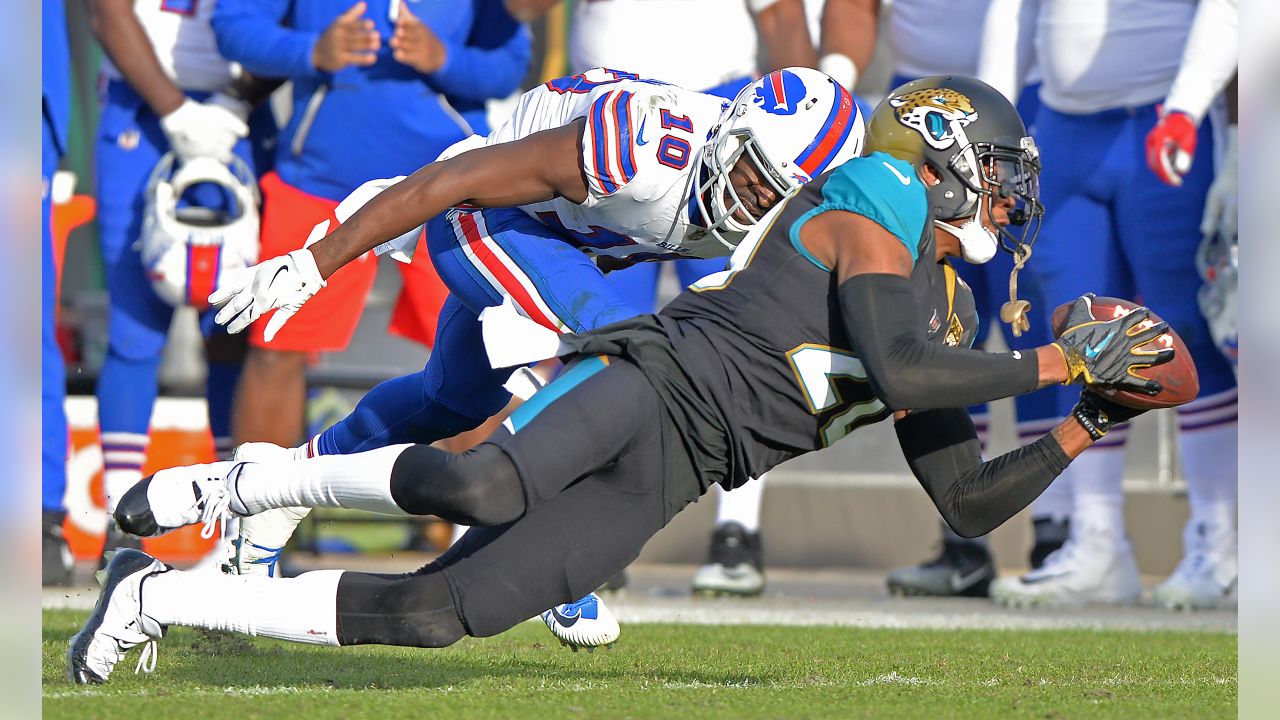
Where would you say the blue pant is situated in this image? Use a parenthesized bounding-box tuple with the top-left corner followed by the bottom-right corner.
(43, 114, 66, 512)
(319, 207, 640, 454)
(1032, 103, 1235, 429)
(95, 80, 274, 441)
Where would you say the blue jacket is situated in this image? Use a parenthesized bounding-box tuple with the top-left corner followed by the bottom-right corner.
(213, 0, 530, 200)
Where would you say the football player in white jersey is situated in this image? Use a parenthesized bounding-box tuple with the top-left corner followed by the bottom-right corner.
(121, 67, 864, 650)
(88, 0, 276, 565)
(979, 0, 1238, 609)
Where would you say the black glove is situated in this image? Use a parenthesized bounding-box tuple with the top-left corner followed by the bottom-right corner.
(1052, 294, 1175, 395)
(1072, 389, 1147, 441)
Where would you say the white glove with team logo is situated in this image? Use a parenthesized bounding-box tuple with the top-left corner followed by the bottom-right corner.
(210, 248, 326, 340)
(160, 96, 250, 164)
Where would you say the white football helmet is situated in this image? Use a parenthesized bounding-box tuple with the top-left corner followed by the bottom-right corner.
(139, 153, 260, 308)
(693, 67, 865, 250)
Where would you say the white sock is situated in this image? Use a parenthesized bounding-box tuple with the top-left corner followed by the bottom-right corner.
(1031, 469, 1074, 523)
(142, 568, 343, 645)
(1066, 445, 1127, 544)
(1179, 420, 1238, 524)
(233, 445, 413, 516)
(102, 432, 149, 514)
(714, 474, 765, 533)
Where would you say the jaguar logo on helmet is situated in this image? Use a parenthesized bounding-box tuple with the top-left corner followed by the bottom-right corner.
(752, 69, 807, 116)
(889, 88, 978, 151)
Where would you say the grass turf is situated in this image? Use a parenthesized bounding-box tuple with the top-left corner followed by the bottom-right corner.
(43, 609, 1235, 719)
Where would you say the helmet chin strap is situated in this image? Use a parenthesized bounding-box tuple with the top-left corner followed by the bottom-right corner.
(933, 218, 997, 265)
(933, 198, 1034, 337)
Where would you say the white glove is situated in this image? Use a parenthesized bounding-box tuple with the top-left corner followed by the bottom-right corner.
(160, 95, 250, 163)
(210, 249, 326, 341)
(1200, 124, 1238, 240)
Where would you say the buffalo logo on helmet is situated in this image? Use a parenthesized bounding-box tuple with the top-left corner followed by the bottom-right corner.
(753, 70, 807, 116)
(889, 88, 979, 150)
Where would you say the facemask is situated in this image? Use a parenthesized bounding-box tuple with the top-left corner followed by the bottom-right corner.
(934, 218, 998, 264)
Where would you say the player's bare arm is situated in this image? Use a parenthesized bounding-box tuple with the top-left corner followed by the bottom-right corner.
(816, 0, 879, 89)
(91, 0, 249, 163)
(309, 120, 590, 278)
(753, 0, 818, 72)
(210, 119, 591, 338)
(89, 0, 185, 115)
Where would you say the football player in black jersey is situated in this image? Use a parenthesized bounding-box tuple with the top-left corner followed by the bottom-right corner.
(71, 77, 1175, 681)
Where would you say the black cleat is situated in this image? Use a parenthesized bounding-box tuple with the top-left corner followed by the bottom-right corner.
(692, 522, 765, 597)
(98, 518, 143, 571)
(886, 540, 995, 598)
(43, 510, 74, 587)
(68, 548, 169, 684)
(1030, 517, 1070, 570)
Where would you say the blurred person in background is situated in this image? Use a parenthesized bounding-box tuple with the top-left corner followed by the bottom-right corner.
(822, 0, 1069, 600)
(87, 0, 279, 565)
(42, 0, 73, 586)
(981, 0, 1238, 609)
(213, 0, 531, 464)
(504, 0, 819, 598)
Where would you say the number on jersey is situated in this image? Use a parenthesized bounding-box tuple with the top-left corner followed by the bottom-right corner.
(786, 344, 887, 446)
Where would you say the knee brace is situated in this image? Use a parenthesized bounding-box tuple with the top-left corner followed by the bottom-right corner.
(335, 570, 466, 648)
(389, 443, 524, 526)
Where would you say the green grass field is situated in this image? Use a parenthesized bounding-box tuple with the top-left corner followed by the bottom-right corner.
(43, 609, 1236, 719)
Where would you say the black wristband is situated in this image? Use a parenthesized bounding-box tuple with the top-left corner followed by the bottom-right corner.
(1071, 392, 1134, 441)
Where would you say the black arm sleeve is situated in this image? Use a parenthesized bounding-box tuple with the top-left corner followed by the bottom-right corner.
(839, 273, 1040, 410)
(895, 408, 1072, 538)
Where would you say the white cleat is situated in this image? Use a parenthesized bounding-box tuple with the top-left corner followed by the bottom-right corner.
(540, 592, 619, 652)
(692, 562, 765, 597)
(67, 549, 169, 684)
(221, 443, 313, 577)
(114, 461, 251, 540)
(1154, 520, 1238, 610)
(990, 534, 1142, 608)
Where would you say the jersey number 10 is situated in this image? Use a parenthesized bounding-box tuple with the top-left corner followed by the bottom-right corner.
(656, 109, 694, 170)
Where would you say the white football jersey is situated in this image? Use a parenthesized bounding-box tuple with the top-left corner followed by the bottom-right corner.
(466, 68, 734, 261)
(101, 0, 235, 93)
(569, 1, 770, 92)
(1036, 0, 1197, 114)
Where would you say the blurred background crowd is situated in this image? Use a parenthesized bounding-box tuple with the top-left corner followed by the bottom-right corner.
(42, 0, 1238, 612)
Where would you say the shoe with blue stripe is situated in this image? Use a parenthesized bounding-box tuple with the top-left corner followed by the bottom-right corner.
(540, 592, 619, 652)
(221, 537, 284, 577)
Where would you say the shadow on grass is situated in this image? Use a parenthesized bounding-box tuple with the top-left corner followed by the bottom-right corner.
(44, 616, 782, 693)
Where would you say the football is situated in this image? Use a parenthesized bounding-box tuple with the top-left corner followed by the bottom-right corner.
(1051, 296, 1199, 409)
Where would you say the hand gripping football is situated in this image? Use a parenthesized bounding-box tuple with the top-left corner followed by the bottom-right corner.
(1051, 296, 1199, 409)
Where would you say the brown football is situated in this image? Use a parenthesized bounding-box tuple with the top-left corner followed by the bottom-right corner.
(1051, 296, 1199, 409)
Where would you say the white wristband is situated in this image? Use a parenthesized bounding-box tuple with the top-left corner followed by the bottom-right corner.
(820, 53, 858, 93)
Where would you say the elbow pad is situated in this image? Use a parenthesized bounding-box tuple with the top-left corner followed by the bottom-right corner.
(838, 273, 1038, 409)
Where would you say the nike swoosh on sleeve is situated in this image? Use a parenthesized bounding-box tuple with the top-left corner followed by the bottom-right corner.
(636, 117, 649, 146)
(883, 161, 912, 185)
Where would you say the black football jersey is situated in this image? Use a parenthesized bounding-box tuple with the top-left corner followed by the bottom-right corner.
(659, 170, 977, 486)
